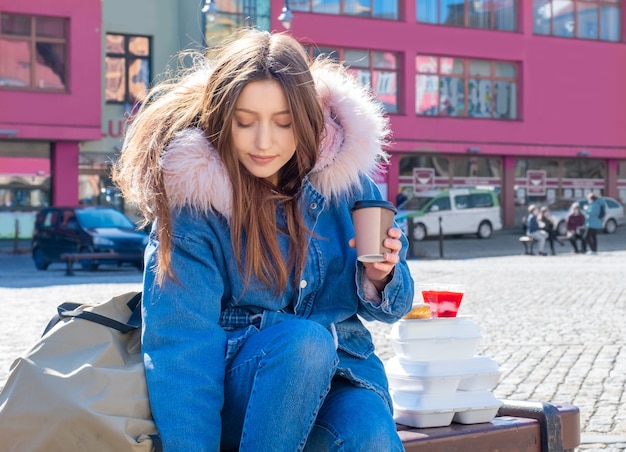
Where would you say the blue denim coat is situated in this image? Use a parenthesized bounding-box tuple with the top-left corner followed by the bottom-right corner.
(141, 174, 414, 451)
(584, 198, 605, 230)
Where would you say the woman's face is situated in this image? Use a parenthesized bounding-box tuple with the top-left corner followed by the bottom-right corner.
(231, 79, 297, 186)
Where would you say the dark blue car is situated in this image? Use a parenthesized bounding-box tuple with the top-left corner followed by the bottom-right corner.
(32, 206, 148, 271)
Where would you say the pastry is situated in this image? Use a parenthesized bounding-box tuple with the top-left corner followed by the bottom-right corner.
(403, 304, 432, 319)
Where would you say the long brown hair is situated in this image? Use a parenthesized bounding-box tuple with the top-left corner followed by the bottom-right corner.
(113, 29, 325, 291)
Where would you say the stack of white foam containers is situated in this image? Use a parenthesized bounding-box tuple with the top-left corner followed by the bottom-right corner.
(385, 316, 503, 428)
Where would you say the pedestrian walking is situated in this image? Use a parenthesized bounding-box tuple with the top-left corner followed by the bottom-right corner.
(584, 193, 605, 254)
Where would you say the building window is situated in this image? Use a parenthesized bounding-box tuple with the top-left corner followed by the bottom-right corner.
(308, 46, 400, 113)
(513, 158, 606, 221)
(417, 0, 517, 31)
(533, 0, 622, 41)
(105, 34, 151, 107)
(204, 1, 271, 47)
(0, 13, 68, 90)
(291, 0, 399, 20)
(416, 55, 517, 119)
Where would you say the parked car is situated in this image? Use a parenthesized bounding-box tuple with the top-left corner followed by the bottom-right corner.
(396, 188, 502, 246)
(31, 206, 148, 271)
(548, 197, 625, 236)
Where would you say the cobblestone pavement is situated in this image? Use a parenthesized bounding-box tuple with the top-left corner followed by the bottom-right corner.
(1, 229, 625, 451)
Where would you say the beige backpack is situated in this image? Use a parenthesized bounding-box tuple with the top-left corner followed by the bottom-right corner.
(0, 291, 160, 451)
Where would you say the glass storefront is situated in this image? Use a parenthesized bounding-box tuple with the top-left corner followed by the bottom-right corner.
(78, 153, 142, 224)
(397, 153, 502, 205)
(397, 153, 621, 229)
(78, 154, 122, 210)
(514, 157, 605, 226)
(0, 141, 51, 238)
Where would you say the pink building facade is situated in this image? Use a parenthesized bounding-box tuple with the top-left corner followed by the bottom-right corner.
(2, 0, 625, 237)
(0, 0, 101, 237)
(280, 0, 626, 228)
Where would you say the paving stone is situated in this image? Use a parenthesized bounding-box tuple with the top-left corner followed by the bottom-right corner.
(1, 230, 625, 442)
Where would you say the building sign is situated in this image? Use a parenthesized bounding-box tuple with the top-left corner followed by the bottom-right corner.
(526, 170, 546, 196)
(413, 167, 435, 191)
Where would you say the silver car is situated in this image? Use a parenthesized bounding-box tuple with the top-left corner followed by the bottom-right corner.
(548, 197, 625, 236)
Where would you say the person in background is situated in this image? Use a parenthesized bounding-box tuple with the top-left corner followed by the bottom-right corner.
(584, 193, 605, 254)
(396, 188, 408, 207)
(526, 204, 548, 256)
(113, 29, 413, 451)
(538, 206, 563, 255)
(565, 202, 587, 254)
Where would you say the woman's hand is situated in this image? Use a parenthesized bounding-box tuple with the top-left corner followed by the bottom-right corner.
(349, 227, 403, 292)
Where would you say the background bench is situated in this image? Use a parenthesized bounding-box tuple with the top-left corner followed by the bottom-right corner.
(60, 252, 143, 275)
(398, 400, 579, 452)
(519, 235, 570, 255)
(519, 235, 537, 254)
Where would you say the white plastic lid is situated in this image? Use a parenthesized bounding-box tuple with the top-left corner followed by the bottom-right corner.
(391, 389, 501, 412)
(385, 355, 500, 379)
(390, 316, 481, 341)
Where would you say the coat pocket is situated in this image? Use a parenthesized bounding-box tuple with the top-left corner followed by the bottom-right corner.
(335, 325, 375, 359)
(225, 325, 259, 366)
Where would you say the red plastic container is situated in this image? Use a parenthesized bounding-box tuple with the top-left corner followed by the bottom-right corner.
(420, 284, 465, 318)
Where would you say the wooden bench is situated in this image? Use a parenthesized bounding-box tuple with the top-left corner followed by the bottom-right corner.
(398, 400, 580, 452)
(519, 235, 537, 255)
(60, 252, 143, 276)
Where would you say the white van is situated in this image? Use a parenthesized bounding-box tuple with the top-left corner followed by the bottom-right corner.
(396, 188, 502, 244)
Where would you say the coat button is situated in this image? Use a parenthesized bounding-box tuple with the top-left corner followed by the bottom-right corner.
(299, 280, 308, 289)
(309, 202, 317, 210)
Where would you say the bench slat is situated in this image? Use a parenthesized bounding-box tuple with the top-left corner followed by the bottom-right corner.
(398, 402, 579, 452)
(399, 416, 540, 452)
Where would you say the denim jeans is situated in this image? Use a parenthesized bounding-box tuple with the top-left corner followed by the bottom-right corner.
(304, 378, 404, 452)
(528, 230, 548, 253)
(221, 319, 339, 451)
(586, 228, 600, 252)
(220, 319, 402, 451)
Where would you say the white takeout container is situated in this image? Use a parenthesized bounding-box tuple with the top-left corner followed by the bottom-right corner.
(392, 389, 502, 428)
(386, 356, 466, 394)
(391, 316, 480, 341)
(389, 336, 481, 361)
(388, 316, 483, 361)
(452, 405, 501, 424)
(385, 356, 501, 394)
(393, 407, 455, 429)
(458, 356, 501, 391)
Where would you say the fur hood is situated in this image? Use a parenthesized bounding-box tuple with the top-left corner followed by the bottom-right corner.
(161, 66, 390, 220)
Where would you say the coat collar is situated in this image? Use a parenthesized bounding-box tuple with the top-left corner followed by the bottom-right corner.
(161, 66, 389, 220)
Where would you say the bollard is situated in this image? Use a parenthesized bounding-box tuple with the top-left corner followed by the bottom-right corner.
(438, 216, 444, 258)
(12, 218, 19, 255)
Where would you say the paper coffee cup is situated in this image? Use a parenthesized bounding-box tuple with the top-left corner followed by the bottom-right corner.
(351, 200, 397, 263)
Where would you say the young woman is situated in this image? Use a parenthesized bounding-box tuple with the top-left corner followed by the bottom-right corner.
(113, 29, 414, 451)
(565, 202, 587, 253)
(538, 206, 562, 255)
(525, 204, 548, 256)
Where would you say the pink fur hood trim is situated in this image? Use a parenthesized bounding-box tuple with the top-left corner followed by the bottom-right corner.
(161, 67, 389, 219)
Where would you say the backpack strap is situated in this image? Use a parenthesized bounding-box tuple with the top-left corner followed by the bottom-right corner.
(150, 433, 163, 452)
(125, 292, 143, 329)
(43, 292, 143, 335)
